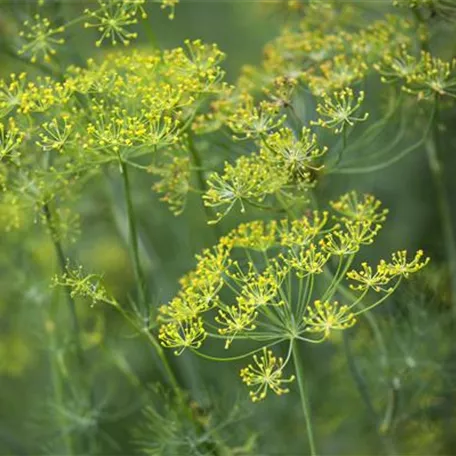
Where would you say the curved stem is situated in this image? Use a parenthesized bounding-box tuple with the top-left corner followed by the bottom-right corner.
(292, 341, 317, 456)
(331, 101, 436, 175)
(425, 95, 456, 312)
(192, 339, 284, 362)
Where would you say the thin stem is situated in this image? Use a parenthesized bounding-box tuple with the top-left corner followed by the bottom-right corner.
(335, 126, 348, 166)
(116, 162, 182, 391)
(425, 95, 456, 312)
(46, 295, 74, 455)
(142, 330, 180, 392)
(188, 133, 221, 239)
(343, 333, 397, 455)
(119, 160, 148, 309)
(331, 101, 436, 175)
(292, 341, 317, 456)
(43, 202, 84, 366)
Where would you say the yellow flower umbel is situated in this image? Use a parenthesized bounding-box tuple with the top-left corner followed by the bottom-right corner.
(404, 52, 456, 100)
(216, 306, 258, 349)
(383, 250, 430, 278)
(0, 118, 24, 161)
(84, 0, 140, 47)
(158, 191, 429, 403)
(159, 318, 207, 355)
(305, 55, 368, 96)
(312, 88, 369, 134)
(18, 14, 65, 63)
(303, 300, 357, 339)
(204, 128, 327, 223)
(347, 262, 392, 292)
(228, 94, 285, 140)
(240, 348, 295, 402)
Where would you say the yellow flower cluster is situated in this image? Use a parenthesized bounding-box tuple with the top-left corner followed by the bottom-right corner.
(18, 14, 65, 63)
(303, 300, 357, 338)
(150, 153, 191, 216)
(203, 126, 327, 223)
(312, 89, 369, 134)
(240, 348, 295, 402)
(0, 119, 24, 161)
(52, 264, 117, 307)
(0, 40, 228, 231)
(158, 191, 429, 401)
(377, 49, 456, 99)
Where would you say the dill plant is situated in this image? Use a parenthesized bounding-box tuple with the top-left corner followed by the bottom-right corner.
(1, 0, 456, 454)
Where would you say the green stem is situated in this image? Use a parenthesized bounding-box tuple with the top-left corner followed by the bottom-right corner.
(118, 160, 183, 393)
(143, 330, 180, 392)
(425, 96, 456, 312)
(292, 341, 317, 456)
(119, 160, 148, 309)
(336, 126, 348, 166)
(188, 133, 221, 239)
(343, 332, 397, 455)
(43, 202, 84, 366)
(46, 299, 74, 455)
(331, 100, 437, 175)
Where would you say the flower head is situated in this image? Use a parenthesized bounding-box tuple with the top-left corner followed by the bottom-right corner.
(331, 191, 388, 224)
(159, 318, 207, 355)
(240, 348, 295, 402)
(312, 88, 369, 134)
(18, 14, 65, 63)
(382, 250, 430, 278)
(303, 300, 357, 338)
(84, 0, 139, 47)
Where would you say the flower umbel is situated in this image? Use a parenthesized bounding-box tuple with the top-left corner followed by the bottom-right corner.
(240, 348, 295, 402)
(18, 14, 65, 63)
(312, 88, 369, 134)
(303, 300, 357, 338)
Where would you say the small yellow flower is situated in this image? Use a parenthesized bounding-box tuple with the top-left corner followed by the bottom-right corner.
(36, 116, 73, 152)
(312, 88, 369, 134)
(404, 52, 456, 99)
(215, 305, 258, 349)
(288, 243, 330, 278)
(0, 118, 24, 161)
(159, 317, 207, 355)
(303, 300, 357, 338)
(18, 14, 65, 63)
(240, 348, 295, 402)
(382, 250, 430, 278)
(279, 211, 329, 247)
(331, 191, 388, 224)
(84, 0, 139, 47)
(231, 220, 279, 252)
(320, 230, 360, 256)
(347, 262, 392, 292)
(228, 94, 285, 140)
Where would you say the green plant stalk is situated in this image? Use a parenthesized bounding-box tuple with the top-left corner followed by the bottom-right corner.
(143, 329, 180, 392)
(46, 298, 74, 455)
(342, 332, 397, 456)
(425, 96, 456, 312)
(414, 8, 456, 311)
(292, 341, 317, 456)
(119, 159, 182, 392)
(43, 202, 84, 367)
(119, 160, 148, 309)
(187, 133, 221, 239)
